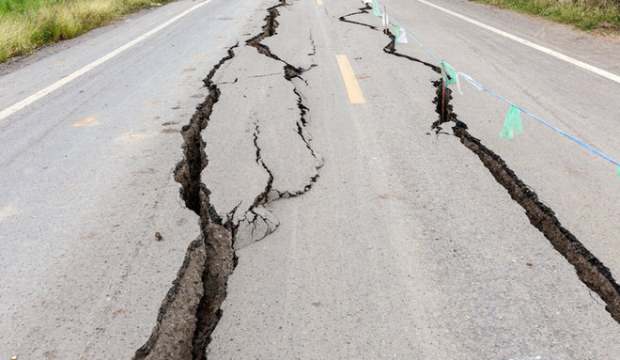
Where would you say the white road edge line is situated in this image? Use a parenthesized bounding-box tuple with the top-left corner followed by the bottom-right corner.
(415, 0, 620, 85)
(0, 0, 214, 123)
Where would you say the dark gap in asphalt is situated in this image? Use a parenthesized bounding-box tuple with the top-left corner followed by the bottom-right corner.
(433, 79, 620, 325)
(339, 4, 620, 325)
(133, 44, 238, 360)
(173, 44, 238, 219)
(432, 78, 467, 133)
(136, 2, 325, 358)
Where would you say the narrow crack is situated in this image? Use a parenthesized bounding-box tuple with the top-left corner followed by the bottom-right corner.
(338, 5, 378, 30)
(248, 72, 281, 78)
(382, 33, 440, 73)
(338, 7, 440, 73)
(228, 0, 323, 245)
(308, 31, 317, 56)
(250, 120, 276, 209)
(340, 5, 620, 325)
(280, 86, 323, 199)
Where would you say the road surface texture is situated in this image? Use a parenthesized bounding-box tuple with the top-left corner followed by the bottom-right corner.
(1, 0, 619, 359)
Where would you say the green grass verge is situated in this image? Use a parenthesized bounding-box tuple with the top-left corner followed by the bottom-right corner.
(0, 0, 171, 63)
(473, 0, 620, 31)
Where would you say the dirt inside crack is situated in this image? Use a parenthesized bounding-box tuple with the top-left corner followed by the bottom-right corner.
(135, 1, 323, 358)
(434, 82, 620, 324)
(340, 4, 620, 325)
(133, 45, 238, 360)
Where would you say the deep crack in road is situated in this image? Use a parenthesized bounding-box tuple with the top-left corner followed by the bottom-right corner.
(134, 1, 323, 358)
(340, 3, 620, 325)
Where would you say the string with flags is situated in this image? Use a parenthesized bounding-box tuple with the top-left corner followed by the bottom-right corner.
(359, 0, 620, 176)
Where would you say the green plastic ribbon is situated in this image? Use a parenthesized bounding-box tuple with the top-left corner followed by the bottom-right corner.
(440, 61, 457, 86)
(390, 24, 408, 44)
(500, 105, 524, 140)
(389, 24, 400, 39)
(372, 0, 382, 17)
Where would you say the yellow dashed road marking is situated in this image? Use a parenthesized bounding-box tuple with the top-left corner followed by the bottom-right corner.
(336, 55, 366, 105)
(72, 116, 98, 128)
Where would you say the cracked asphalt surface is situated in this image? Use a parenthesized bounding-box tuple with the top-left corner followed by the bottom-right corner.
(1, 0, 620, 359)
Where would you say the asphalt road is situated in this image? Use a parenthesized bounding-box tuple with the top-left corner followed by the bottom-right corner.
(1, 0, 619, 359)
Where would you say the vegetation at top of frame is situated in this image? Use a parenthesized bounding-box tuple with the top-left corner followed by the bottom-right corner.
(0, 0, 169, 63)
(473, 0, 620, 31)
(1, 0, 56, 15)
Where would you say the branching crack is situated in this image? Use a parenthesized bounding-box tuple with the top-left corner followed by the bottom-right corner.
(136, 2, 323, 356)
(281, 87, 323, 199)
(246, 1, 302, 75)
(227, 0, 323, 245)
(340, 5, 620, 325)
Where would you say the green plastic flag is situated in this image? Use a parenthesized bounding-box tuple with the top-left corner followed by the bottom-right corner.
(389, 24, 398, 36)
(440, 61, 457, 86)
(500, 105, 524, 140)
(389, 23, 404, 42)
(389, 23, 408, 44)
(372, 0, 382, 17)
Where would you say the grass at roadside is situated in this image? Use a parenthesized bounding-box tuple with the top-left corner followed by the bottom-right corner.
(473, 0, 620, 31)
(0, 0, 170, 63)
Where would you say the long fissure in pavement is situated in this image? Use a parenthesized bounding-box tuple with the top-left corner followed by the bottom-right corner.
(133, 44, 238, 360)
(339, 5, 620, 325)
(433, 81, 620, 324)
(134, 1, 322, 358)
